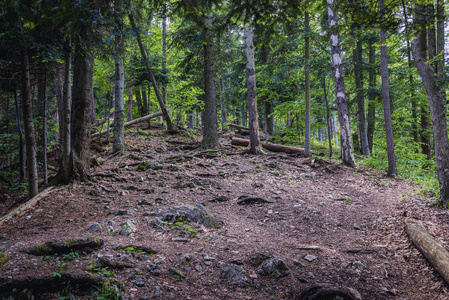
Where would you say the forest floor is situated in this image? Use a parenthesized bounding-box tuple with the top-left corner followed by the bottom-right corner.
(1, 124, 449, 300)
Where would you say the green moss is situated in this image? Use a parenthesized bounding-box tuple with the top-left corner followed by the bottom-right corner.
(31, 242, 54, 255)
(0, 252, 9, 266)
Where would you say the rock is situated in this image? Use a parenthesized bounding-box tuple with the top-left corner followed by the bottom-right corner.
(158, 204, 219, 228)
(148, 218, 164, 230)
(138, 199, 153, 206)
(167, 165, 179, 172)
(204, 255, 215, 261)
(254, 182, 264, 188)
(266, 161, 279, 169)
(170, 268, 185, 280)
(298, 284, 362, 300)
(195, 264, 203, 272)
(179, 254, 192, 265)
(134, 278, 145, 287)
(89, 188, 103, 196)
(94, 256, 133, 269)
(304, 255, 317, 262)
(108, 210, 128, 216)
(119, 220, 136, 236)
(87, 222, 102, 232)
(221, 264, 251, 287)
(257, 257, 289, 278)
(172, 238, 190, 243)
(216, 261, 226, 268)
(251, 253, 270, 267)
(147, 264, 162, 276)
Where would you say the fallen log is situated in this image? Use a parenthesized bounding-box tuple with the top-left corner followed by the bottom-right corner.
(228, 123, 270, 140)
(231, 137, 306, 155)
(91, 111, 163, 138)
(228, 123, 250, 131)
(0, 186, 58, 225)
(405, 222, 449, 285)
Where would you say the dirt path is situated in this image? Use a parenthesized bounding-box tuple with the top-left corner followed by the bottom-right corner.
(1, 128, 449, 299)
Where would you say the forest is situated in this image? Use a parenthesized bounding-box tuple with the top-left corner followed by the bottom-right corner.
(0, 0, 449, 299)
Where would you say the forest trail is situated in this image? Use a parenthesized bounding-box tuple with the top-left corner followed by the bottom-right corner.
(1, 126, 449, 299)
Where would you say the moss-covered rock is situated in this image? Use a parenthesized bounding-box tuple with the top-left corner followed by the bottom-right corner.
(0, 252, 9, 266)
(24, 237, 104, 256)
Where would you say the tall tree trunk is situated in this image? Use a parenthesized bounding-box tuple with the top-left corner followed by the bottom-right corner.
(13, 85, 24, 183)
(21, 52, 38, 197)
(353, 28, 369, 156)
(367, 39, 376, 153)
(327, 0, 356, 167)
(113, 29, 125, 154)
(1, 96, 9, 131)
(135, 86, 142, 116)
(58, 39, 72, 183)
(323, 77, 333, 158)
(128, 13, 174, 133)
(244, 25, 262, 154)
(128, 87, 133, 121)
(71, 29, 92, 180)
(379, 0, 397, 177)
(220, 78, 227, 132)
(141, 88, 148, 115)
(162, 5, 167, 106)
(304, 11, 311, 157)
(55, 64, 64, 148)
(413, 2, 449, 205)
(37, 64, 48, 184)
(202, 15, 220, 149)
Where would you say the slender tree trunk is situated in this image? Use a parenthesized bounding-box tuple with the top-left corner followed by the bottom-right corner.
(21, 52, 38, 198)
(113, 28, 125, 154)
(128, 13, 174, 133)
(413, 2, 449, 205)
(367, 39, 376, 153)
(327, 0, 356, 167)
(71, 28, 92, 180)
(304, 11, 311, 157)
(58, 39, 72, 183)
(13, 86, 24, 183)
(220, 78, 227, 132)
(323, 77, 333, 158)
(128, 87, 133, 121)
(55, 64, 64, 148)
(353, 28, 369, 156)
(244, 25, 262, 154)
(162, 5, 167, 106)
(202, 15, 220, 149)
(37, 64, 48, 184)
(141, 88, 148, 115)
(379, 0, 397, 176)
(135, 86, 142, 116)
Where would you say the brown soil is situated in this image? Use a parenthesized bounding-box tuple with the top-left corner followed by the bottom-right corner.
(1, 126, 449, 299)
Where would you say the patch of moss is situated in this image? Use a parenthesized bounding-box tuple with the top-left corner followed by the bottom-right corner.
(0, 252, 9, 266)
(30, 242, 54, 255)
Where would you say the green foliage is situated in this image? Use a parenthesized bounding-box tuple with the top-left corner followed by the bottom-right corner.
(92, 280, 123, 300)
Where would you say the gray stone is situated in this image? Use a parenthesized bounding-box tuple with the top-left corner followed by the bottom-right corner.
(304, 254, 317, 262)
(251, 253, 270, 267)
(89, 188, 103, 196)
(179, 254, 192, 265)
(266, 161, 279, 169)
(147, 264, 162, 276)
(195, 264, 203, 272)
(108, 210, 128, 216)
(258, 257, 289, 278)
(204, 255, 215, 261)
(149, 218, 164, 230)
(158, 204, 218, 228)
(134, 278, 146, 287)
(170, 268, 185, 279)
(221, 264, 251, 287)
(87, 222, 102, 232)
(216, 261, 226, 268)
(119, 220, 136, 236)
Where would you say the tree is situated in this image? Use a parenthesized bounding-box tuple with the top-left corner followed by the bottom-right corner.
(412, 2, 449, 205)
(202, 15, 220, 149)
(326, 0, 356, 168)
(244, 24, 262, 154)
(129, 12, 175, 133)
(304, 11, 311, 157)
(113, 0, 125, 154)
(379, 0, 397, 177)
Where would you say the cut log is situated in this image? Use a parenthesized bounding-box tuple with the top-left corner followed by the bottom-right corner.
(228, 123, 270, 140)
(405, 223, 449, 285)
(231, 137, 306, 155)
(91, 111, 163, 138)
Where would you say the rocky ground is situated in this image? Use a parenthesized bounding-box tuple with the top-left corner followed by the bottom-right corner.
(1, 125, 449, 299)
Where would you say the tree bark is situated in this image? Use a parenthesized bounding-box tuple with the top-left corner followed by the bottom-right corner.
(58, 39, 72, 184)
(21, 52, 38, 198)
(128, 13, 174, 133)
(244, 25, 262, 154)
(406, 223, 449, 285)
(304, 11, 311, 157)
(413, 2, 449, 205)
(220, 78, 227, 132)
(71, 28, 93, 180)
(92, 111, 162, 137)
(367, 39, 376, 153)
(327, 0, 356, 167)
(379, 0, 397, 177)
(323, 77, 333, 158)
(353, 28, 369, 156)
(37, 64, 48, 185)
(113, 48, 125, 153)
(202, 15, 220, 149)
(13, 85, 24, 183)
(127, 87, 133, 121)
(162, 5, 167, 106)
